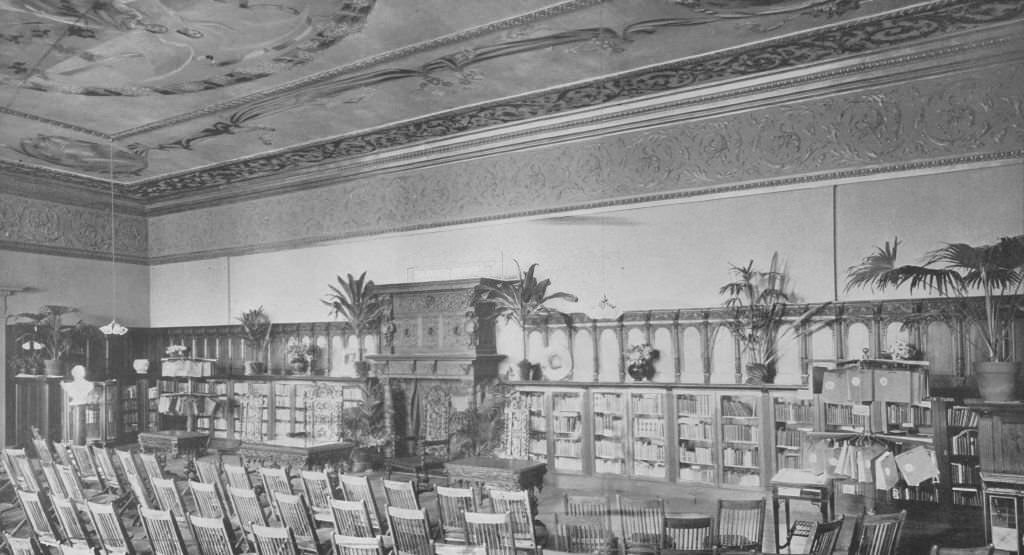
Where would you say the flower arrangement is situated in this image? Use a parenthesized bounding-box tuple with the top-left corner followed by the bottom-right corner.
(287, 342, 318, 363)
(165, 344, 189, 358)
(626, 343, 658, 381)
(887, 339, 919, 361)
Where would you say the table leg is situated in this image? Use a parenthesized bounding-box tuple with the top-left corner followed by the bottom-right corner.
(772, 493, 782, 553)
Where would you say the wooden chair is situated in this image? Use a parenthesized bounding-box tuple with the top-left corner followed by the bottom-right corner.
(386, 506, 434, 555)
(930, 546, 995, 555)
(805, 516, 844, 555)
(5, 448, 43, 493)
(68, 445, 102, 489)
(55, 463, 119, 508)
(223, 463, 255, 490)
(190, 480, 230, 519)
(150, 477, 191, 523)
(18, 489, 63, 549)
(274, 492, 333, 555)
(300, 470, 337, 525)
(87, 501, 137, 555)
(125, 471, 154, 512)
(337, 474, 383, 534)
(190, 515, 242, 555)
(90, 446, 125, 495)
(710, 498, 765, 552)
(140, 506, 190, 555)
(59, 544, 98, 555)
(849, 510, 906, 555)
(226, 486, 269, 548)
(329, 499, 375, 537)
(193, 457, 223, 486)
(251, 524, 301, 555)
(52, 442, 73, 467)
(50, 494, 92, 548)
(31, 429, 54, 464)
(464, 511, 516, 555)
(664, 514, 712, 553)
(563, 493, 612, 528)
(381, 479, 420, 510)
(259, 467, 294, 500)
(435, 485, 478, 544)
(41, 463, 70, 499)
(553, 513, 616, 555)
(138, 452, 165, 482)
(331, 534, 385, 555)
(490, 488, 540, 554)
(617, 495, 666, 555)
(115, 449, 149, 509)
(5, 532, 45, 555)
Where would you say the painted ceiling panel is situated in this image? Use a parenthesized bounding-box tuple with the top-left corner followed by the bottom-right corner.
(0, 0, 1021, 202)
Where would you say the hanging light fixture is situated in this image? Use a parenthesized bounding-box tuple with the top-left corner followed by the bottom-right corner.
(100, 139, 127, 336)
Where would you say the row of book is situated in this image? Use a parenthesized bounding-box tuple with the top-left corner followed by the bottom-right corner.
(632, 394, 664, 415)
(677, 395, 714, 417)
(723, 423, 759, 443)
(721, 397, 757, 417)
(774, 400, 815, 423)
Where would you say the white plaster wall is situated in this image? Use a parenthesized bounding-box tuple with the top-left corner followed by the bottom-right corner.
(149, 163, 1024, 369)
(0, 251, 150, 327)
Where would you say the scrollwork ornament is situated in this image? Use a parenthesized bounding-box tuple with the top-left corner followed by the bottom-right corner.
(838, 96, 904, 157)
(918, 79, 992, 147)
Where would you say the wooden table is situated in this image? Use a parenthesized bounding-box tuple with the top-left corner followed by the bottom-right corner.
(237, 438, 354, 470)
(769, 469, 833, 553)
(445, 456, 547, 512)
(138, 430, 209, 460)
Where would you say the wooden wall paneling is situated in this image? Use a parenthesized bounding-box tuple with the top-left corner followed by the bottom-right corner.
(568, 313, 596, 382)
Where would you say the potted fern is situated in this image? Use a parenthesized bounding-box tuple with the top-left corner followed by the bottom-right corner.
(323, 272, 387, 377)
(341, 379, 391, 471)
(472, 262, 578, 381)
(8, 305, 99, 376)
(238, 306, 271, 375)
(720, 253, 831, 384)
(846, 235, 1024, 401)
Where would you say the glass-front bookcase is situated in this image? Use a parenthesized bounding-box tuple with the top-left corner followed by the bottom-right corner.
(592, 389, 626, 475)
(675, 390, 716, 485)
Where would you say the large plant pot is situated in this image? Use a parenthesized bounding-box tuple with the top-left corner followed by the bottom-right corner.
(976, 361, 1021, 402)
(43, 359, 64, 377)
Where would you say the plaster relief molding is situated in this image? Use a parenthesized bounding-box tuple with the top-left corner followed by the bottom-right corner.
(148, 62, 1024, 261)
(0, 193, 148, 261)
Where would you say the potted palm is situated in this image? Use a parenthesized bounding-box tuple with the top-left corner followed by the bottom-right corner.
(8, 305, 98, 376)
(472, 262, 578, 381)
(323, 272, 387, 377)
(846, 235, 1024, 401)
(238, 306, 272, 375)
(341, 379, 391, 472)
(720, 254, 831, 384)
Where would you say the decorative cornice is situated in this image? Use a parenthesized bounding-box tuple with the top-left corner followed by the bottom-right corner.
(61, 0, 1024, 203)
(145, 55, 1024, 261)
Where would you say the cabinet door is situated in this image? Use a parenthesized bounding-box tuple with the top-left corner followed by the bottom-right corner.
(675, 390, 716, 486)
(592, 390, 626, 475)
(629, 390, 667, 480)
(551, 391, 584, 473)
(981, 410, 1024, 476)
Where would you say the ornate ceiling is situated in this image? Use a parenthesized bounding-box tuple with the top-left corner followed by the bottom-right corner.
(0, 0, 1021, 208)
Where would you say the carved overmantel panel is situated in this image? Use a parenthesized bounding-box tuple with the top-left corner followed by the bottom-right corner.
(367, 279, 507, 453)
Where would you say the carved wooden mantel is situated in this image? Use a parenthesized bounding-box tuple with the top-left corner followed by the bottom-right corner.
(367, 278, 507, 455)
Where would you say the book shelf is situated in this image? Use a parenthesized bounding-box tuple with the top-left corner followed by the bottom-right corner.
(551, 391, 584, 473)
(935, 399, 982, 508)
(675, 390, 716, 485)
(720, 393, 762, 487)
(772, 393, 815, 471)
(592, 390, 626, 475)
(630, 390, 667, 480)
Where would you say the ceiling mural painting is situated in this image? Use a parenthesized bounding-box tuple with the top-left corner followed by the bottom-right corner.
(0, 0, 377, 95)
(0, 0, 1021, 204)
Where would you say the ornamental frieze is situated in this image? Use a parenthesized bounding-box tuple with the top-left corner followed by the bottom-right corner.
(0, 193, 147, 260)
(149, 62, 1024, 260)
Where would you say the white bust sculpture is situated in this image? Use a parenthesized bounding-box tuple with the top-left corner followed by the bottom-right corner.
(61, 365, 97, 405)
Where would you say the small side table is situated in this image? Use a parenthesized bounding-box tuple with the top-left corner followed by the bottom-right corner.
(139, 430, 209, 461)
(769, 469, 833, 553)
